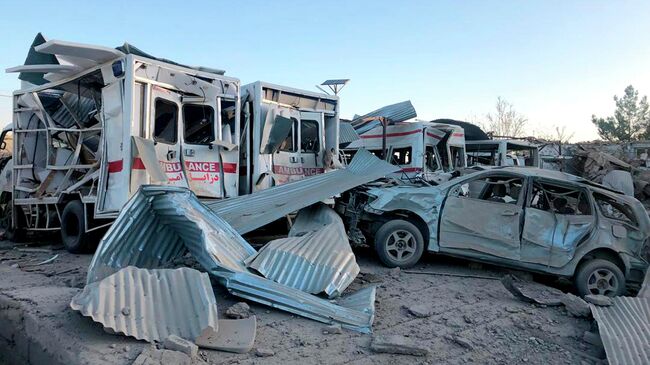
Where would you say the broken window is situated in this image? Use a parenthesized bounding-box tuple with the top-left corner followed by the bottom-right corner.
(154, 99, 178, 144)
(221, 99, 236, 144)
(529, 182, 591, 215)
(594, 193, 637, 226)
(300, 119, 320, 153)
(456, 175, 524, 204)
(425, 145, 439, 171)
(279, 118, 298, 152)
(183, 104, 214, 145)
(450, 146, 465, 168)
(391, 147, 412, 165)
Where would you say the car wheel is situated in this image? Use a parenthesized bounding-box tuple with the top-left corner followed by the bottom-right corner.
(374, 219, 424, 268)
(1, 200, 26, 243)
(574, 259, 625, 297)
(61, 200, 94, 253)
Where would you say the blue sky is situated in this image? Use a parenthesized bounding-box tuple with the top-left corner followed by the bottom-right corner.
(1, 0, 649, 141)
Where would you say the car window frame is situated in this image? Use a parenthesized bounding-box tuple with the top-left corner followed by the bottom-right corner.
(526, 177, 594, 217)
(448, 171, 528, 208)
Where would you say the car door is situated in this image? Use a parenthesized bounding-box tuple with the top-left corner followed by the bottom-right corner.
(180, 100, 224, 198)
(299, 111, 325, 178)
(520, 180, 595, 267)
(151, 86, 187, 187)
(439, 173, 525, 260)
(271, 106, 302, 185)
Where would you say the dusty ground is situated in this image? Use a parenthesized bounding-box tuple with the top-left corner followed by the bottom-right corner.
(0, 239, 607, 365)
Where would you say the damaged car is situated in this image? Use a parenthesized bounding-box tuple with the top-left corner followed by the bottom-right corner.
(337, 167, 650, 296)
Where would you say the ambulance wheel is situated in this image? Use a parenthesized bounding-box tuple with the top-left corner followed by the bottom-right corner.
(61, 200, 93, 253)
(1, 197, 26, 243)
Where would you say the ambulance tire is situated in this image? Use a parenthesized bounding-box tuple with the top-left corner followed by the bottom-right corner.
(61, 200, 93, 253)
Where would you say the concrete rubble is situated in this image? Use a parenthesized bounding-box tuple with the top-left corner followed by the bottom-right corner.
(500, 274, 564, 306)
(561, 293, 591, 318)
(370, 335, 430, 356)
(163, 335, 198, 359)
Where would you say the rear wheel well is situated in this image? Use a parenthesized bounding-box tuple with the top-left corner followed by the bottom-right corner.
(370, 210, 430, 245)
(576, 248, 626, 276)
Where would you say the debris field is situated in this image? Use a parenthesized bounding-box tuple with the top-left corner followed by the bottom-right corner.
(0, 240, 613, 365)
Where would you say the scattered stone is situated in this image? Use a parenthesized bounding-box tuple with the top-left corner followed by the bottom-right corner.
(406, 304, 432, 318)
(388, 267, 401, 277)
(561, 293, 591, 317)
(322, 324, 343, 335)
(450, 335, 473, 350)
(109, 343, 117, 349)
(255, 348, 275, 357)
(360, 272, 383, 283)
(505, 306, 520, 313)
(226, 302, 252, 319)
(501, 275, 564, 306)
(370, 335, 430, 356)
(10, 263, 19, 268)
(132, 346, 191, 365)
(584, 294, 613, 307)
(121, 306, 131, 316)
(163, 335, 198, 359)
(123, 345, 131, 353)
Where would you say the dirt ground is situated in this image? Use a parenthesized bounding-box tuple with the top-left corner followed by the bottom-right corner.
(0, 239, 607, 365)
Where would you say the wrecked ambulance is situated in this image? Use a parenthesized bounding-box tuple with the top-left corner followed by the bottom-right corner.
(239, 81, 340, 194)
(3, 35, 241, 252)
(336, 167, 649, 296)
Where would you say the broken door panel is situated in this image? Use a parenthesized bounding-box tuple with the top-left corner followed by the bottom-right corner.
(439, 196, 522, 260)
(181, 102, 224, 198)
(548, 214, 593, 267)
(151, 86, 187, 187)
(521, 208, 556, 265)
(299, 112, 325, 178)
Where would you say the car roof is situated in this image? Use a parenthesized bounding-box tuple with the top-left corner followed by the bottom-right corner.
(475, 167, 627, 196)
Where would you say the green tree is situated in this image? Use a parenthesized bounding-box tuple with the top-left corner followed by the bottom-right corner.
(592, 85, 650, 141)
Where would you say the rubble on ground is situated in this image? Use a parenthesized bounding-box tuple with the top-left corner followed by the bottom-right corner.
(225, 302, 252, 319)
(561, 293, 591, 317)
(370, 335, 430, 356)
(500, 274, 564, 306)
(584, 294, 613, 307)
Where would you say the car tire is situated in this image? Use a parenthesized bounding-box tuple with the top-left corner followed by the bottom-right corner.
(61, 200, 93, 253)
(574, 259, 625, 297)
(374, 219, 424, 268)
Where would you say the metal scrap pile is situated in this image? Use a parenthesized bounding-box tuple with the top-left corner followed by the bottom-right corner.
(70, 150, 398, 353)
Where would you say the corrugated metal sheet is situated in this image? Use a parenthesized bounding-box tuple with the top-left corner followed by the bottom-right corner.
(205, 149, 399, 234)
(339, 122, 360, 145)
(590, 297, 650, 365)
(246, 205, 359, 298)
(86, 186, 255, 284)
(351, 101, 417, 134)
(87, 184, 377, 333)
(219, 271, 376, 333)
(71, 266, 219, 343)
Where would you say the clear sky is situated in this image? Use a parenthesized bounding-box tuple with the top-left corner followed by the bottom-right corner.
(1, 0, 649, 141)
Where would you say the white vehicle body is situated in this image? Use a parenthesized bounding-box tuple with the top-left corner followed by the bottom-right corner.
(239, 81, 339, 194)
(8, 40, 240, 237)
(466, 139, 540, 168)
(344, 121, 467, 181)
